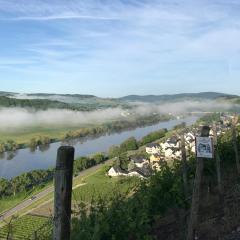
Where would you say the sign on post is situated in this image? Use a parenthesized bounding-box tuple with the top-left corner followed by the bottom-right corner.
(196, 137, 213, 158)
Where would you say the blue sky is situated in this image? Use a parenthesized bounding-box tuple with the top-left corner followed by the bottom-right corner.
(0, 0, 240, 97)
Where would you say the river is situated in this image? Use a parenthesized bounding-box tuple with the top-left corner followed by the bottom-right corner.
(0, 116, 198, 179)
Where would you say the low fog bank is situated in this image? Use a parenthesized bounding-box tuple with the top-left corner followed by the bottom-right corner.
(9, 93, 81, 104)
(133, 100, 239, 115)
(0, 100, 238, 131)
(0, 108, 124, 131)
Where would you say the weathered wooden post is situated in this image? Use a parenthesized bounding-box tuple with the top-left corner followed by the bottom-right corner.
(232, 116, 240, 174)
(213, 123, 222, 194)
(187, 126, 210, 240)
(53, 146, 75, 240)
(181, 133, 189, 200)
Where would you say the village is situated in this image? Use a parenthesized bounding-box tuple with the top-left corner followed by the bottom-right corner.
(108, 114, 234, 178)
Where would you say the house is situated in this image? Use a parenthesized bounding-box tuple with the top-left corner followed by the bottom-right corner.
(150, 154, 161, 163)
(149, 154, 162, 171)
(108, 166, 128, 177)
(174, 150, 182, 158)
(160, 136, 181, 152)
(128, 167, 152, 178)
(191, 145, 196, 153)
(165, 148, 174, 158)
(130, 155, 149, 168)
(185, 132, 195, 143)
(166, 136, 180, 148)
(151, 162, 161, 171)
(146, 143, 161, 154)
(164, 147, 182, 159)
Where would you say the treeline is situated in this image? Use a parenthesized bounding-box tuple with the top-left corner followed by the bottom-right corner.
(29, 136, 51, 149)
(0, 96, 126, 111)
(71, 124, 239, 240)
(0, 140, 18, 153)
(65, 114, 170, 141)
(0, 153, 106, 198)
(0, 170, 53, 197)
(0, 96, 70, 110)
(139, 128, 167, 146)
(73, 153, 106, 176)
(0, 137, 52, 154)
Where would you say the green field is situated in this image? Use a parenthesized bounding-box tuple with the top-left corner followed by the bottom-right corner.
(0, 125, 92, 145)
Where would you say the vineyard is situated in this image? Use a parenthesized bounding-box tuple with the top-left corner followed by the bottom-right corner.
(0, 168, 138, 239)
(0, 215, 52, 240)
(72, 167, 139, 203)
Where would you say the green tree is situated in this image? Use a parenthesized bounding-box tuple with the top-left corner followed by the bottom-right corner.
(92, 153, 105, 164)
(108, 145, 121, 159)
(29, 138, 37, 149)
(120, 137, 138, 152)
(0, 142, 5, 153)
(0, 178, 10, 196)
(119, 152, 130, 170)
(140, 129, 167, 146)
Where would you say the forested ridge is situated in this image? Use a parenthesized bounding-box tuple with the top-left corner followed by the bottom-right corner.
(0, 96, 125, 111)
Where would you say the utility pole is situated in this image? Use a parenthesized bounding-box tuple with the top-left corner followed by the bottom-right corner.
(187, 126, 210, 240)
(53, 146, 75, 240)
(232, 116, 240, 175)
(213, 123, 222, 194)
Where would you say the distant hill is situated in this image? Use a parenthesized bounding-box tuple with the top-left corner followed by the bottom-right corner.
(0, 91, 239, 111)
(119, 92, 239, 102)
(27, 93, 96, 99)
(0, 91, 15, 97)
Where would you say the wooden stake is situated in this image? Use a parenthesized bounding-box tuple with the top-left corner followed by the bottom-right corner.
(53, 146, 75, 240)
(181, 134, 189, 199)
(187, 126, 210, 240)
(232, 116, 240, 175)
(213, 123, 222, 194)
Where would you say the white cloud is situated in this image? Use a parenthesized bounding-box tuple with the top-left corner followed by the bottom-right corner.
(0, 0, 240, 95)
(0, 107, 124, 131)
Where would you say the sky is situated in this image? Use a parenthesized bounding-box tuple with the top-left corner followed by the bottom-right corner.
(0, 0, 240, 97)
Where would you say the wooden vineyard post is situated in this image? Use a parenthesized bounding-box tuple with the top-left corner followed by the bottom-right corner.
(181, 133, 189, 200)
(232, 116, 240, 175)
(187, 126, 210, 240)
(53, 146, 75, 240)
(213, 123, 222, 194)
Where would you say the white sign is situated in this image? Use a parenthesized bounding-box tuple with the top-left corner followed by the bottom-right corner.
(196, 137, 214, 158)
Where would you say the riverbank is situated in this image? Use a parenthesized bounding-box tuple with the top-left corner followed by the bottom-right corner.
(0, 116, 198, 179)
(0, 114, 172, 153)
